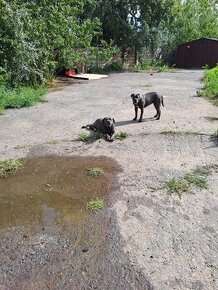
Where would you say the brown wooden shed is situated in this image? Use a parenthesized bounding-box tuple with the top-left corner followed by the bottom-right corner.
(176, 38, 218, 68)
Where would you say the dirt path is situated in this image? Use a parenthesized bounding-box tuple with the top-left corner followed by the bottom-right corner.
(0, 70, 218, 290)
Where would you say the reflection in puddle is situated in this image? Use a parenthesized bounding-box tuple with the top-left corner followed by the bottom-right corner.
(0, 156, 121, 229)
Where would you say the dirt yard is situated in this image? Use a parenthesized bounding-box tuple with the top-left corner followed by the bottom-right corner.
(0, 70, 218, 290)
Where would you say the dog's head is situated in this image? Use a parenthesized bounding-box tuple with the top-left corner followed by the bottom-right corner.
(103, 117, 115, 128)
(131, 93, 141, 106)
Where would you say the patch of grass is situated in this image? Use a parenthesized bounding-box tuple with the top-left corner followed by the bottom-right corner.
(0, 159, 24, 177)
(77, 132, 92, 142)
(184, 174, 207, 189)
(198, 66, 218, 105)
(86, 198, 106, 213)
(212, 130, 218, 138)
(115, 131, 129, 140)
(77, 131, 106, 142)
(166, 178, 189, 197)
(86, 167, 104, 177)
(0, 84, 46, 112)
(192, 167, 211, 176)
(205, 116, 218, 122)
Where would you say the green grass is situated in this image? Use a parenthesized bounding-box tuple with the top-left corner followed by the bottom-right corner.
(86, 167, 104, 177)
(212, 130, 218, 138)
(115, 131, 129, 140)
(0, 84, 46, 113)
(192, 167, 211, 176)
(205, 116, 218, 122)
(198, 66, 218, 105)
(0, 159, 24, 177)
(166, 166, 211, 197)
(86, 198, 106, 213)
(77, 132, 92, 142)
(184, 174, 207, 189)
(166, 178, 189, 197)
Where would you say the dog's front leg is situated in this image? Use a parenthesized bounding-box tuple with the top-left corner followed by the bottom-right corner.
(133, 106, 138, 121)
(139, 107, 144, 122)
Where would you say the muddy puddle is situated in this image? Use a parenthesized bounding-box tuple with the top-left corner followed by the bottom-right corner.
(0, 156, 121, 229)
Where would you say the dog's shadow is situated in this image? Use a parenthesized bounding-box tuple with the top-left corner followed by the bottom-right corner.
(116, 118, 156, 127)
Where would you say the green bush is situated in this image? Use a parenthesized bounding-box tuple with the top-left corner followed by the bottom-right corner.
(199, 65, 218, 105)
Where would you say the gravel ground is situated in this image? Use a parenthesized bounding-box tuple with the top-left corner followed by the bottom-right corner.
(0, 70, 218, 290)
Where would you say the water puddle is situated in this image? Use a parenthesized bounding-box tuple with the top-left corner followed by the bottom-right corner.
(0, 156, 121, 229)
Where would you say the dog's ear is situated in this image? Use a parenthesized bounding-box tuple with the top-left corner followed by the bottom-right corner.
(136, 94, 140, 98)
(113, 118, 115, 123)
(131, 94, 135, 99)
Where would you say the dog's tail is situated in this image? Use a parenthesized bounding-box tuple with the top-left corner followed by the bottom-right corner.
(161, 95, 164, 107)
(81, 124, 90, 129)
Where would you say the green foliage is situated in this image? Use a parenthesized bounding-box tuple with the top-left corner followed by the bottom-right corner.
(166, 178, 189, 197)
(115, 131, 129, 140)
(86, 198, 106, 213)
(86, 167, 104, 177)
(212, 130, 218, 138)
(77, 132, 92, 142)
(0, 83, 46, 112)
(184, 174, 207, 189)
(199, 66, 218, 105)
(0, 159, 24, 177)
(0, 0, 101, 87)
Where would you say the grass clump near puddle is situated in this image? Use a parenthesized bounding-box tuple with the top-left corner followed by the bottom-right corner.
(166, 166, 210, 197)
(86, 198, 106, 213)
(115, 131, 129, 140)
(0, 159, 24, 177)
(0, 84, 46, 113)
(86, 167, 104, 177)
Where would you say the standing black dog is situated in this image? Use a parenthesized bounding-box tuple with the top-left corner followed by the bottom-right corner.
(82, 117, 115, 141)
(131, 92, 164, 122)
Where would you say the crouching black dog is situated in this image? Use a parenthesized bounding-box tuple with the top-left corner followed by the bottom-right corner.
(82, 117, 115, 141)
(131, 92, 164, 122)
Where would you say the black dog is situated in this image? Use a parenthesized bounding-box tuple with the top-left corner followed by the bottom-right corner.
(131, 92, 164, 122)
(82, 117, 115, 141)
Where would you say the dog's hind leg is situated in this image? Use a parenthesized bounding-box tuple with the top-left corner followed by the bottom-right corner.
(154, 103, 161, 120)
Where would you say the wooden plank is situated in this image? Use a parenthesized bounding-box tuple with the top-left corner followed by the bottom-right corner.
(72, 73, 108, 80)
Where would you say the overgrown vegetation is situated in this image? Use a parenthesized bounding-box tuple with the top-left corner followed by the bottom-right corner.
(86, 198, 106, 213)
(86, 167, 104, 177)
(0, 83, 46, 113)
(0, 159, 24, 177)
(198, 66, 218, 105)
(166, 178, 189, 197)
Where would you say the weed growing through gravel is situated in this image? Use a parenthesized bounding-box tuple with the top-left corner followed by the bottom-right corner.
(86, 167, 104, 177)
(192, 167, 211, 176)
(86, 198, 106, 213)
(0, 159, 24, 177)
(115, 131, 129, 140)
(184, 174, 207, 189)
(166, 178, 189, 197)
(77, 132, 92, 142)
(205, 116, 218, 122)
(212, 130, 218, 138)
